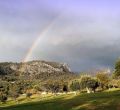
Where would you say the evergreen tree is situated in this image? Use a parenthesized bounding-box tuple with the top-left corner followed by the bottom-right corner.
(113, 59, 120, 78)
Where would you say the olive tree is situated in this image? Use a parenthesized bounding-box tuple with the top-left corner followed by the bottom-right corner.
(9, 83, 20, 102)
(0, 93, 7, 103)
(69, 80, 80, 91)
(96, 72, 110, 89)
(80, 75, 99, 93)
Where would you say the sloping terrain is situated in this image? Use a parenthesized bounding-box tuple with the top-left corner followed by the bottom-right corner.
(0, 89, 120, 110)
(0, 60, 77, 81)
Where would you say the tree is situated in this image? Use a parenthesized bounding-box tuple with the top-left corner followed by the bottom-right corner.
(0, 81, 9, 95)
(26, 93, 32, 99)
(43, 81, 61, 93)
(69, 80, 80, 91)
(96, 71, 110, 89)
(0, 93, 7, 103)
(113, 59, 120, 78)
(108, 79, 120, 88)
(63, 85, 68, 93)
(9, 83, 20, 101)
(33, 85, 42, 92)
(80, 75, 99, 93)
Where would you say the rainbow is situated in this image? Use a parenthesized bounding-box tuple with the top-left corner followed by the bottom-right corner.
(23, 14, 62, 62)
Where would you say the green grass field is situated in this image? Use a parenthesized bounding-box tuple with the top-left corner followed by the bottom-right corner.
(0, 89, 120, 110)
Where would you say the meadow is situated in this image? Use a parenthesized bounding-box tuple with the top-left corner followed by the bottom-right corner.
(0, 89, 120, 110)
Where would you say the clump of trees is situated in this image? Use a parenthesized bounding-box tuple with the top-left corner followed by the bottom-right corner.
(79, 75, 99, 93)
(43, 81, 68, 93)
(69, 75, 99, 93)
(69, 58, 120, 93)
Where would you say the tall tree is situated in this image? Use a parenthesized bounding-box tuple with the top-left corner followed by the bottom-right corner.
(113, 59, 120, 78)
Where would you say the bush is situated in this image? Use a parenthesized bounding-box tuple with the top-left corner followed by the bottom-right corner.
(79, 75, 99, 93)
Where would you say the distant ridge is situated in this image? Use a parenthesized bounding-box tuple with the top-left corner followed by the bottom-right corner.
(0, 60, 77, 81)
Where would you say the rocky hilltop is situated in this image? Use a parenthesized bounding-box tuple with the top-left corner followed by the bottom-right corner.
(0, 60, 76, 80)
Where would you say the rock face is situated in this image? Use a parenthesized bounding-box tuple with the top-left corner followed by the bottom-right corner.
(0, 60, 71, 77)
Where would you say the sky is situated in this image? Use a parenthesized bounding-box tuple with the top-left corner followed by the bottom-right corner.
(0, 0, 120, 72)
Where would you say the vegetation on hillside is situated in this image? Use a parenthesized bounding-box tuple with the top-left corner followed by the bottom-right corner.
(0, 58, 120, 110)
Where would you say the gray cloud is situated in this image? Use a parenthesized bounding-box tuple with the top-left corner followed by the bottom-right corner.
(30, 13, 120, 71)
(0, 0, 120, 72)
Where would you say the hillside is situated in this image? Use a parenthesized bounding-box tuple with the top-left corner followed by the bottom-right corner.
(0, 60, 77, 81)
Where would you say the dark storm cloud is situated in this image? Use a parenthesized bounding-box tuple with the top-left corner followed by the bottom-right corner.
(34, 38, 120, 71)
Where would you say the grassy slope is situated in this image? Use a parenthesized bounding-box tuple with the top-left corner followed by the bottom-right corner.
(0, 89, 120, 110)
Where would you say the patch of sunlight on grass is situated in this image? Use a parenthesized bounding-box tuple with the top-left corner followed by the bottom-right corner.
(0, 94, 56, 108)
(0, 93, 72, 108)
(72, 101, 109, 110)
(72, 97, 118, 110)
(104, 88, 120, 92)
(61, 93, 77, 100)
(72, 104, 90, 110)
(72, 103, 97, 110)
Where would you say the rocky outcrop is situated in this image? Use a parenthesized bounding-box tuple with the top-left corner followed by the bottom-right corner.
(0, 60, 71, 76)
